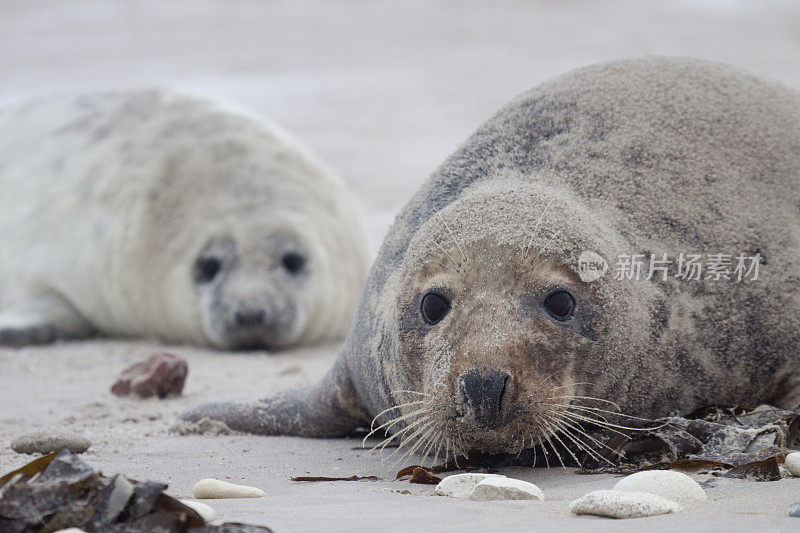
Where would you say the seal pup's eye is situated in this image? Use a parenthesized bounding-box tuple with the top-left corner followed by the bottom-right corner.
(544, 290, 575, 321)
(194, 257, 222, 284)
(421, 292, 450, 325)
(282, 252, 305, 274)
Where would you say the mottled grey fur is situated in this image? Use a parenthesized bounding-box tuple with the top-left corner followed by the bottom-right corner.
(183, 57, 800, 455)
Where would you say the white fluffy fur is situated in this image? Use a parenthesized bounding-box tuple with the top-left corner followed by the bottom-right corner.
(0, 89, 369, 348)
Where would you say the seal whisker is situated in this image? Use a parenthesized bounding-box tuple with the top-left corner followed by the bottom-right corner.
(526, 430, 537, 467)
(550, 422, 587, 468)
(389, 390, 432, 398)
(558, 410, 640, 436)
(385, 420, 436, 464)
(430, 240, 462, 273)
(364, 405, 428, 445)
(453, 426, 465, 468)
(522, 200, 551, 259)
(395, 425, 437, 466)
(540, 421, 567, 468)
(532, 371, 560, 391)
(515, 433, 526, 458)
(436, 213, 468, 264)
(546, 413, 614, 466)
(368, 414, 430, 454)
(559, 413, 631, 441)
(528, 415, 549, 468)
(545, 395, 623, 410)
(546, 381, 591, 392)
(556, 426, 609, 466)
(539, 413, 583, 467)
(551, 403, 656, 427)
(554, 415, 624, 462)
(432, 421, 450, 464)
(427, 420, 449, 464)
(370, 401, 427, 425)
(419, 423, 442, 464)
(537, 434, 549, 468)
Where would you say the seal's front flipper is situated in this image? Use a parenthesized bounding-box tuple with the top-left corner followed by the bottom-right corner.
(180, 356, 369, 437)
(0, 295, 94, 347)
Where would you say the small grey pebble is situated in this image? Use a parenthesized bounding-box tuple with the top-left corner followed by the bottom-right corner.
(11, 430, 91, 455)
(789, 502, 800, 517)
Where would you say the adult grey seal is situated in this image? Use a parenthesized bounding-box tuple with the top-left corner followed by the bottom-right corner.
(0, 89, 369, 350)
(183, 57, 800, 459)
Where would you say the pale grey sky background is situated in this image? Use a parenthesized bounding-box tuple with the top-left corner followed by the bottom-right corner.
(2, 0, 798, 249)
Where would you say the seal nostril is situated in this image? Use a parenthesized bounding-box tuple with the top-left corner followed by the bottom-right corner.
(458, 370, 512, 429)
(235, 309, 266, 327)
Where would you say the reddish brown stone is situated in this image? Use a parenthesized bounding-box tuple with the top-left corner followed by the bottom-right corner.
(111, 353, 188, 398)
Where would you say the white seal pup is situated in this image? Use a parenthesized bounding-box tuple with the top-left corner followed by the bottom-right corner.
(183, 57, 800, 458)
(0, 89, 369, 349)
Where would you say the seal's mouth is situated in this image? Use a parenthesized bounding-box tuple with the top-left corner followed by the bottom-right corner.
(366, 371, 636, 462)
(205, 301, 305, 351)
(211, 323, 285, 351)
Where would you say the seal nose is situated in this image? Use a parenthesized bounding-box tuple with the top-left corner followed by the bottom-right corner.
(457, 370, 511, 429)
(234, 308, 266, 327)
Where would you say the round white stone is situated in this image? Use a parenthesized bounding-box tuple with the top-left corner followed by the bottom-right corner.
(179, 499, 217, 522)
(191, 478, 266, 499)
(468, 477, 544, 501)
(569, 490, 682, 519)
(612, 470, 707, 504)
(784, 452, 800, 477)
(434, 473, 504, 498)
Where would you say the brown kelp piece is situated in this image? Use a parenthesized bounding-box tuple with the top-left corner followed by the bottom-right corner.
(574, 404, 796, 480)
(291, 475, 381, 482)
(394, 465, 443, 484)
(0, 449, 274, 532)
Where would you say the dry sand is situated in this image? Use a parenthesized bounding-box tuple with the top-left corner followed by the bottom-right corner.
(2, 1, 800, 531)
(2, 341, 800, 532)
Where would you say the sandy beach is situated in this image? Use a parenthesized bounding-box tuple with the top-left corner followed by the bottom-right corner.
(2, 1, 800, 531)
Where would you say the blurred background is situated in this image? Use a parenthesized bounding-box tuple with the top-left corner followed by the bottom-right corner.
(2, 0, 799, 250)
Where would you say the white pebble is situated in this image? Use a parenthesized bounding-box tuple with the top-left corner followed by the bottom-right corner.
(784, 452, 800, 477)
(612, 470, 706, 504)
(434, 473, 504, 498)
(54, 529, 88, 532)
(569, 490, 682, 519)
(191, 478, 266, 499)
(468, 477, 544, 501)
(179, 499, 217, 522)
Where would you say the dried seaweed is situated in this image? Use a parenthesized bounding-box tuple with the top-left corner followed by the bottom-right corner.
(409, 468, 441, 484)
(721, 456, 782, 481)
(0, 449, 274, 532)
(570, 404, 797, 480)
(290, 475, 381, 482)
(394, 465, 443, 484)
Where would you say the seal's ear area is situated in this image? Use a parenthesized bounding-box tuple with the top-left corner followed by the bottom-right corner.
(179, 356, 369, 437)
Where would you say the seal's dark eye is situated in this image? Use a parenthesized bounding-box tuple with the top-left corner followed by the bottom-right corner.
(421, 292, 450, 325)
(194, 257, 221, 284)
(544, 290, 575, 321)
(282, 252, 305, 274)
